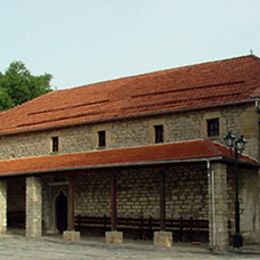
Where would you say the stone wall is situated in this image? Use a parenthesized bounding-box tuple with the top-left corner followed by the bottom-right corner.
(0, 104, 258, 160)
(0, 132, 50, 160)
(75, 172, 110, 217)
(75, 164, 208, 220)
(240, 168, 259, 243)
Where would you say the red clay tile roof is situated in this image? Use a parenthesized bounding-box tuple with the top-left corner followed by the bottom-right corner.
(1, 55, 260, 135)
(0, 140, 257, 177)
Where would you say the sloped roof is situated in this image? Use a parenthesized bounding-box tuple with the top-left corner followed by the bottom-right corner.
(0, 140, 257, 177)
(0, 55, 260, 135)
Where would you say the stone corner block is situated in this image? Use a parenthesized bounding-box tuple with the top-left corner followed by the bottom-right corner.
(0, 226, 7, 235)
(153, 231, 172, 248)
(63, 230, 81, 241)
(211, 242, 229, 252)
(105, 231, 123, 244)
(46, 229, 59, 235)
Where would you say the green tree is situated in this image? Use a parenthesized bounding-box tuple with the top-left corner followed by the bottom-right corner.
(0, 61, 52, 111)
(0, 88, 14, 111)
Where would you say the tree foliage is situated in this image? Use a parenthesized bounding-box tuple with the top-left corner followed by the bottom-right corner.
(0, 61, 52, 111)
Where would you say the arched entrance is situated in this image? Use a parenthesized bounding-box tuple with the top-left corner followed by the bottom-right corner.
(55, 190, 68, 233)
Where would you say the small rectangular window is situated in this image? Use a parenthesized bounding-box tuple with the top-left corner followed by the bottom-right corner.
(51, 136, 59, 152)
(154, 125, 164, 143)
(207, 118, 219, 137)
(98, 130, 106, 147)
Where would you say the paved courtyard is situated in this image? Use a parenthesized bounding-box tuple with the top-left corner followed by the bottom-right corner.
(0, 234, 259, 260)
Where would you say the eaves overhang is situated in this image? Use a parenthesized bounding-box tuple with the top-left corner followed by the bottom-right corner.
(0, 139, 258, 178)
(0, 99, 256, 137)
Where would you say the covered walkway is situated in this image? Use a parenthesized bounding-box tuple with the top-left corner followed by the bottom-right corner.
(0, 139, 258, 252)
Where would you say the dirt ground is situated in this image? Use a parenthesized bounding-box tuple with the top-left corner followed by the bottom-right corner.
(0, 234, 259, 260)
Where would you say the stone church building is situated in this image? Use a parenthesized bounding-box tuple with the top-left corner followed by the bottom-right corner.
(0, 55, 260, 251)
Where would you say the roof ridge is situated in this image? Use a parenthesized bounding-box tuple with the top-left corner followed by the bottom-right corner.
(205, 139, 225, 156)
(58, 54, 259, 91)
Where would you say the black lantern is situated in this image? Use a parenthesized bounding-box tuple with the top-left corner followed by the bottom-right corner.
(235, 135, 247, 154)
(224, 131, 235, 148)
(224, 132, 247, 248)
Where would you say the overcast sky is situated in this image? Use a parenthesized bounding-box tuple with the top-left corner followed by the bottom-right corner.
(1, 0, 259, 89)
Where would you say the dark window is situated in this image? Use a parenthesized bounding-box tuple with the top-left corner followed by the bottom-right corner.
(98, 130, 106, 147)
(51, 136, 59, 152)
(207, 118, 219, 137)
(154, 125, 164, 143)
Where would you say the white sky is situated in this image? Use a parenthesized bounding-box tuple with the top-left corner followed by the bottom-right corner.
(0, 0, 259, 89)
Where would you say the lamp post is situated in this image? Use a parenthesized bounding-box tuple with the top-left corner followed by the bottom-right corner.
(224, 132, 247, 248)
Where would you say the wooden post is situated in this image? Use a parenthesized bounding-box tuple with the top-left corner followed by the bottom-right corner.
(105, 172, 123, 244)
(68, 175, 75, 231)
(160, 171, 166, 231)
(154, 171, 172, 248)
(111, 172, 117, 231)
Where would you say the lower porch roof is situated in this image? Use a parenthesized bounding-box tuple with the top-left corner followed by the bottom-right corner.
(0, 139, 258, 177)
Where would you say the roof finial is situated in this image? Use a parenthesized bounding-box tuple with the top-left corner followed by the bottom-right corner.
(250, 48, 253, 55)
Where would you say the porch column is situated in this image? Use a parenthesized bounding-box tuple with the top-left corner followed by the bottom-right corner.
(208, 162, 229, 251)
(160, 171, 166, 230)
(111, 172, 117, 231)
(26, 176, 42, 238)
(105, 172, 123, 244)
(0, 181, 7, 234)
(68, 176, 75, 231)
(63, 175, 80, 241)
(154, 171, 172, 248)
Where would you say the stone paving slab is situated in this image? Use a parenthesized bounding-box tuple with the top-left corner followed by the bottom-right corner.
(0, 234, 259, 260)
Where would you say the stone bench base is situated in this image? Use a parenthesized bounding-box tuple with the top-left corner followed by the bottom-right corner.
(154, 231, 172, 248)
(105, 231, 123, 244)
(63, 230, 80, 241)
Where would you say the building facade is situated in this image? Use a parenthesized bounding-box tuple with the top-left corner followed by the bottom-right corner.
(0, 55, 260, 251)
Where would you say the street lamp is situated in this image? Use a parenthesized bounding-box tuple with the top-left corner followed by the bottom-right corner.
(224, 132, 247, 248)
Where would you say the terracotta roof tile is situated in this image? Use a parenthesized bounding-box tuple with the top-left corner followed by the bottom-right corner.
(0, 55, 260, 135)
(0, 140, 257, 177)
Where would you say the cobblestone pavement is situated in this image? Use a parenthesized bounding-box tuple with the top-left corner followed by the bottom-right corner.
(0, 234, 259, 260)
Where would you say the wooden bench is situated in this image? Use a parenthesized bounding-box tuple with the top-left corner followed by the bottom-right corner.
(147, 217, 209, 241)
(74, 215, 214, 241)
(75, 215, 109, 230)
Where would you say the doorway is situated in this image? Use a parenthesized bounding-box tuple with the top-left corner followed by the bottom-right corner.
(55, 190, 68, 233)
